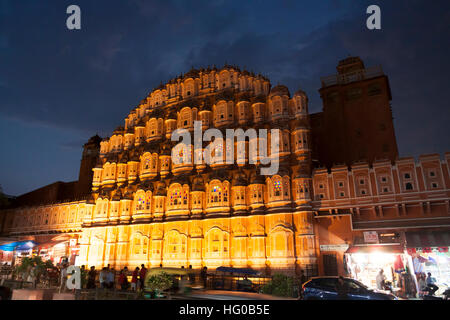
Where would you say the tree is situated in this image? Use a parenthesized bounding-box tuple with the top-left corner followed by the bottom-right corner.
(145, 272, 173, 298)
(261, 273, 295, 297)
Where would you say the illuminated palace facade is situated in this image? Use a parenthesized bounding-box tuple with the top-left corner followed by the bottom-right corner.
(1, 58, 449, 276)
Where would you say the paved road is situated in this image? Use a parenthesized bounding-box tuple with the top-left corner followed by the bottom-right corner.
(184, 290, 297, 300)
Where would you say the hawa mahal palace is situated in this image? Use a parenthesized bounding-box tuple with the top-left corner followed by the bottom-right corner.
(1, 57, 449, 277)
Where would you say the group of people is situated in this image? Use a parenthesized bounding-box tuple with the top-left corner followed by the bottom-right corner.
(80, 264, 148, 291)
(417, 272, 439, 296)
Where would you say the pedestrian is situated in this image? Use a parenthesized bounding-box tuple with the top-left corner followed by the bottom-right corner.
(376, 269, 386, 290)
(417, 273, 427, 297)
(118, 269, 129, 291)
(139, 264, 147, 290)
(99, 267, 108, 289)
(200, 266, 207, 289)
(426, 272, 439, 295)
(335, 276, 348, 300)
(107, 267, 115, 290)
(87, 266, 97, 289)
(59, 263, 68, 293)
(297, 269, 307, 299)
(131, 267, 139, 291)
(188, 265, 195, 284)
(80, 265, 87, 289)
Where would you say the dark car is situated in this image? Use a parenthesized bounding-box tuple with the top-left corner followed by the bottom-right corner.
(301, 277, 397, 300)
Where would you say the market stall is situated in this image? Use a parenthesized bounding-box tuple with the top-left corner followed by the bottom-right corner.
(344, 243, 417, 297)
(406, 231, 450, 294)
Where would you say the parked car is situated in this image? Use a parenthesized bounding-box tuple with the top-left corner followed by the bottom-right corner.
(301, 277, 397, 300)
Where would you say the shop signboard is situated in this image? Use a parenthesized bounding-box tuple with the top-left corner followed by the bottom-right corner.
(320, 244, 349, 252)
(363, 231, 379, 243)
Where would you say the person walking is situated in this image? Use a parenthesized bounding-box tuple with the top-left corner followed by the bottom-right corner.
(87, 266, 97, 289)
(131, 267, 139, 291)
(99, 267, 108, 289)
(59, 263, 68, 293)
(200, 266, 207, 289)
(80, 265, 87, 289)
(107, 267, 115, 290)
(118, 269, 129, 291)
(376, 269, 387, 290)
(297, 269, 307, 299)
(188, 265, 195, 285)
(139, 264, 147, 291)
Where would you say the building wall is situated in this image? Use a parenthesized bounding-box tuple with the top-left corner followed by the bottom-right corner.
(313, 57, 399, 168)
(76, 212, 317, 273)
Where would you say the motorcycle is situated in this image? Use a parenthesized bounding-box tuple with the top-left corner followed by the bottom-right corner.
(422, 284, 450, 300)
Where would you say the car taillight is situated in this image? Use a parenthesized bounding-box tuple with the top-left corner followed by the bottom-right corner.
(302, 280, 311, 293)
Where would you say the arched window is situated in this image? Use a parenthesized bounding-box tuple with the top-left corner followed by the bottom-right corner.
(274, 179, 282, 197)
(205, 228, 229, 257)
(131, 233, 148, 256)
(167, 184, 189, 210)
(134, 191, 146, 212)
(170, 188, 182, 206)
(163, 230, 187, 260)
(211, 185, 221, 203)
(269, 175, 290, 201)
(179, 107, 193, 129)
(88, 236, 104, 267)
(269, 227, 293, 258)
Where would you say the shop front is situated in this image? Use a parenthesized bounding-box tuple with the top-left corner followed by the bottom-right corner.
(344, 243, 418, 298)
(37, 238, 76, 265)
(0, 241, 38, 266)
(406, 230, 450, 295)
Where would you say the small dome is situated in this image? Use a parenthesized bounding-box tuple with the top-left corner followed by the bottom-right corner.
(270, 85, 290, 97)
(250, 173, 265, 185)
(294, 89, 307, 97)
(155, 181, 167, 196)
(135, 119, 146, 127)
(192, 175, 205, 192)
(119, 155, 128, 164)
(160, 144, 172, 156)
(112, 190, 122, 201)
(123, 191, 134, 200)
(232, 170, 248, 187)
(184, 68, 200, 79)
(130, 153, 140, 162)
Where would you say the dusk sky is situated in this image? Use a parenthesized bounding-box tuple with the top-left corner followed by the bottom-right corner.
(0, 0, 449, 196)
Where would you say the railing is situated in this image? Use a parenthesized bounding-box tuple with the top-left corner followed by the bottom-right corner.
(321, 66, 384, 87)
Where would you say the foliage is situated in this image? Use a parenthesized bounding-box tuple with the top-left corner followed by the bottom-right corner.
(14, 256, 54, 279)
(261, 273, 295, 297)
(145, 272, 173, 293)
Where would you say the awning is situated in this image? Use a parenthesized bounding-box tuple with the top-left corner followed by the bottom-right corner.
(215, 266, 260, 276)
(37, 240, 68, 249)
(345, 244, 404, 254)
(406, 231, 450, 248)
(0, 241, 38, 252)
